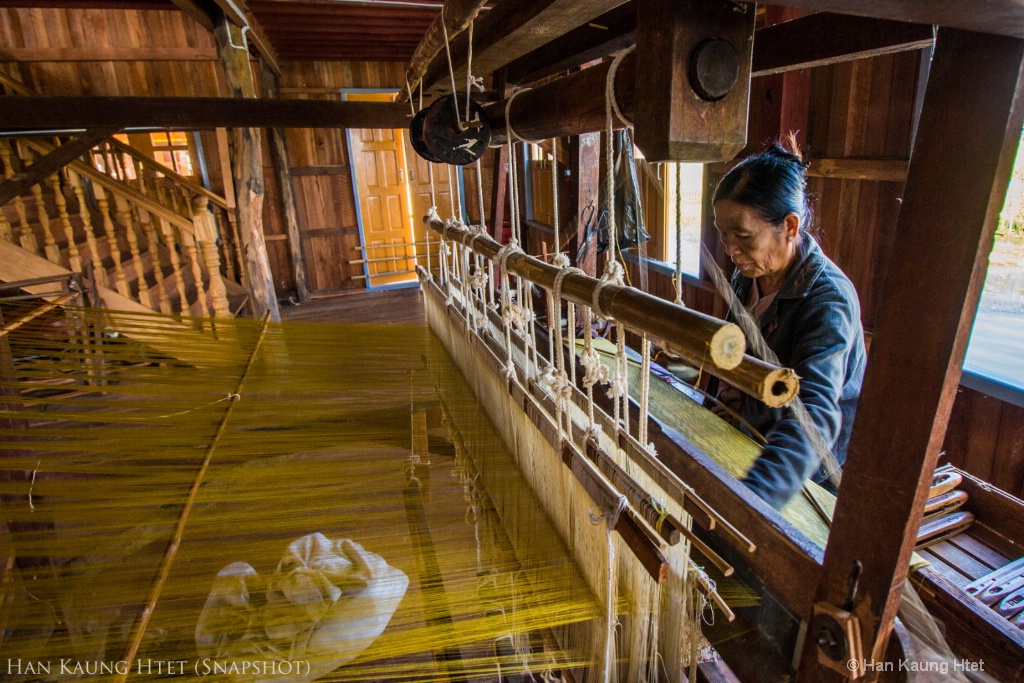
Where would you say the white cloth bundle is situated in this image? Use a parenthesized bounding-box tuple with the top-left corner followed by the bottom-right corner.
(195, 533, 408, 683)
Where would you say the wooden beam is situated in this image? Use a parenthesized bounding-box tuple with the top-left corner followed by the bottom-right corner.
(0, 129, 117, 206)
(634, 0, 755, 162)
(503, 3, 636, 87)
(420, 0, 627, 95)
(171, 0, 218, 31)
(485, 52, 636, 145)
(0, 47, 220, 62)
(751, 12, 934, 77)
(798, 27, 1024, 679)
(0, 97, 410, 132)
(215, 19, 280, 322)
(262, 61, 310, 303)
(736, 0, 1024, 40)
(805, 158, 909, 182)
(401, 0, 489, 98)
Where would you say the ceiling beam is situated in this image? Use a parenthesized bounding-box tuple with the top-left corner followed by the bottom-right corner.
(751, 12, 934, 77)
(0, 97, 411, 131)
(402, 0, 490, 99)
(420, 0, 628, 95)
(735, 0, 1024, 39)
(503, 3, 635, 86)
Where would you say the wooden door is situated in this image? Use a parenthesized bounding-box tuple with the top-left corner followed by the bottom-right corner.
(346, 92, 416, 289)
(403, 140, 452, 270)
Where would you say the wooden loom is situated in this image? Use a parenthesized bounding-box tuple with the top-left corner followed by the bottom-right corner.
(398, 1, 1024, 680)
(0, 0, 1023, 680)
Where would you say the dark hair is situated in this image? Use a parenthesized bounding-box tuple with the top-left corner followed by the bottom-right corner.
(713, 134, 812, 230)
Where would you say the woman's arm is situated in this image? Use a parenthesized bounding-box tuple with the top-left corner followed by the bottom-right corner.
(741, 284, 861, 509)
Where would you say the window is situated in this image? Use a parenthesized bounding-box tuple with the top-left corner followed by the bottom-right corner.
(963, 133, 1024, 399)
(149, 131, 194, 176)
(661, 162, 705, 278)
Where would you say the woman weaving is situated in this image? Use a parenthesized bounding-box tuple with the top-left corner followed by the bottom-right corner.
(711, 137, 866, 510)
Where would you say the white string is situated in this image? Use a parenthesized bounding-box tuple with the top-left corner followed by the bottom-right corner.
(439, 6, 464, 127)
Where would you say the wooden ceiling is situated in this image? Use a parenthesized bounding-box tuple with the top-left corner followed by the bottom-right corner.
(248, 0, 461, 62)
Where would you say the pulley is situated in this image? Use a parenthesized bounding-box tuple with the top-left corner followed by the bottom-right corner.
(409, 107, 443, 164)
(419, 95, 491, 166)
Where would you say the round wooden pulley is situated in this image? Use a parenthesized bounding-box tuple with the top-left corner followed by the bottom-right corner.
(409, 107, 443, 163)
(688, 38, 740, 102)
(421, 95, 491, 166)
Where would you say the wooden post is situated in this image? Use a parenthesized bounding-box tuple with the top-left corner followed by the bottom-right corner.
(191, 196, 231, 319)
(113, 193, 152, 309)
(262, 62, 309, 302)
(570, 132, 600, 276)
(214, 17, 280, 322)
(137, 207, 171, 314)
(48, 175, 79, 273)
(797, 28, 1024, 680)
(489, 75, 510, 242)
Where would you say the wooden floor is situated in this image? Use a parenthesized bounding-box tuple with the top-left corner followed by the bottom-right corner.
(279, 286, 425, 325)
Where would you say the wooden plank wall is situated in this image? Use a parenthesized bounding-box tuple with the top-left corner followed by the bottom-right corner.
(0, 7, 225, 96)
(945, 387, 1024, 499)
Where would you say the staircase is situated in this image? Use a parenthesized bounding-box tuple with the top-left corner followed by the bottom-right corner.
(0, 76, 247, 321)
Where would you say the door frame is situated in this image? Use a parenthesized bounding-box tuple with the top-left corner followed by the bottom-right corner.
(341, 88, 419, 293)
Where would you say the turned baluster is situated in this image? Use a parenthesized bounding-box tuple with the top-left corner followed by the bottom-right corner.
(0, 208, 13, 242)
(48, 175, 80, 272)
(192, 196, 231, 318)
(90, 183, 130, 298)
(113, 193, 151, 309)
(67, 169, 106, 288)
(156, 216, 189, 314)
(179, 225, 209, 317)
(1, 141, 39, 254)
(137, 207, 171, 314)
(18, 145, 61, 265)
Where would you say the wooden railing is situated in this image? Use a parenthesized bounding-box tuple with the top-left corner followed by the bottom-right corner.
(0, 136, 233, 318)
(95, 138, 245, 287)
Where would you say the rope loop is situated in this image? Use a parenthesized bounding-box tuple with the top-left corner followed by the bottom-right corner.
(580, 345, 610, 389)
(505, 88, 542, 145)
(592, 259, 625, 320)
(606, 46, 636, 129)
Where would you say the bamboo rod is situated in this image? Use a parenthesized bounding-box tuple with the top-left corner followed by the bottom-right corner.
(115, 313, 271, 679)
(428, 217, 747, 371)
(670, 344, 799, 408)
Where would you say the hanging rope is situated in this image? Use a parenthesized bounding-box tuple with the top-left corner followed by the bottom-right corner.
(674, 163, 684, 306)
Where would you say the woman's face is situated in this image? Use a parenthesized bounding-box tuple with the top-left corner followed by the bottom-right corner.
(713, 199, 800, 283)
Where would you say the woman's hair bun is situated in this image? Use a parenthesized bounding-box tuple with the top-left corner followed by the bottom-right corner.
(766, 132, 810, 169)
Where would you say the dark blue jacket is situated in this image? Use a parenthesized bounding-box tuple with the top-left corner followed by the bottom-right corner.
(730, 236, 866, 509)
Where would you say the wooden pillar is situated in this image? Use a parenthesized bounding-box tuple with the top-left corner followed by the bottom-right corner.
(214, 17, 280, 322)
(262, 61, 309, 303)
(797, 28, 1024, 680)
(569, 132, 600, 277)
